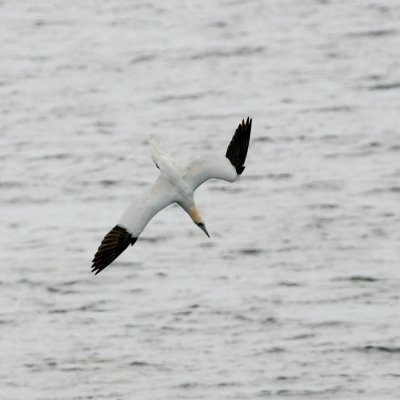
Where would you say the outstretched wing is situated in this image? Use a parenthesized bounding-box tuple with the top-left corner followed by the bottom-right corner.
(91, 177, 176, 274)
(183, 117, 252, 191)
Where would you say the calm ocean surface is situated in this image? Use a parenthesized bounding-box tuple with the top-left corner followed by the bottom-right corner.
(1, 1, 400, 399)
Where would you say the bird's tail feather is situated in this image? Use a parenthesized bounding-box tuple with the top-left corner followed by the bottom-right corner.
(149, 135, 169, 166)
(149, 135, 182, 171)
(149, 135, 168, 155)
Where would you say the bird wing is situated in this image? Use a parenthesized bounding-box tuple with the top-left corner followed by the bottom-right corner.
(91, 177, 176, 274)
(183, 117, 252, 191)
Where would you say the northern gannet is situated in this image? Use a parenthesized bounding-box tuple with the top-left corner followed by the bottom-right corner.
(92, 117, 252, 274)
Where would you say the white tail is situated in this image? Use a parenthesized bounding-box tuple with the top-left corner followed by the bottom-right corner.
(149, 135, 168, 167)
(149, 135, 167, 155)
(149, 135, 182, 171)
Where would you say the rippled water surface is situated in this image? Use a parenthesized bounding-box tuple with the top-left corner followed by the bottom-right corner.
(1, 1, 400, 399)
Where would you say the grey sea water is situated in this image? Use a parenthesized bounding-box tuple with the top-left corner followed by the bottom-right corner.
(1, 0, 400, 399)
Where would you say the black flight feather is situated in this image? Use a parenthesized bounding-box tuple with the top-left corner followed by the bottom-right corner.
(91, 225, 137, 275)
(226, 117, 252, 175)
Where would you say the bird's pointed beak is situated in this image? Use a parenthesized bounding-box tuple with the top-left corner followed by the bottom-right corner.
(197, 222, 210, 238)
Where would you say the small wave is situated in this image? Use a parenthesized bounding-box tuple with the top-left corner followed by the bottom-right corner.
(154, 91, 223, 103)
(99, 179, 119, 186)
(3, 196, 51, 204)
(371, 186, 400, 194)
(304, 105, 354, 113)
(129, 54, 157, 64)
(47, 286, 77, 294)
(238, 248, 263, 255)
(258, 386, 341, 397)
(348, 29, 397, 38)
(41, 153, 70, 160)
(355, 345, 400, 353)
(308, 203, 339, 210)
(278, 281, 300, 287)
(0, 319, 14, 325)
(262, 317, 278, 325)
(310, 320, 347, 328)
(216, 381, 239, 387)
(209, 186, 243, 193)
(190, 45, 264, 60)
(303, 180, 344, 191)
(60, 366, 85, 372)
(16, 278, 42, 287)
(0, 181, 25, 189)
(348, 275, 379, 282)
(245, 174, 265, 181)
(140, 235, 168, 243)
(256, 346, 285, 355)
(128, 361, 152, 367)
(173, 309, 193, 317)
(276, 375, 299, 382)
(253, 136, 273, 143)
(199, 241, 214, 248)
(334, 275, 379, 283)
(267, 173, 292, 180)
(286, 333, 315, 340)
(276, 245, 298, 253)
(368, 82, 400, 91)
(48, 309, 68, 314)
(365, 141, 382, 148)
(61, 280, 80, 286)
(178, 382, 200, 389)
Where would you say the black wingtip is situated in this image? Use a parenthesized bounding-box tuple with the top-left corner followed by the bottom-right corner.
(225, 117, 252, 175)
(91, 225, 137, 275)
(237, 166, 245, 175)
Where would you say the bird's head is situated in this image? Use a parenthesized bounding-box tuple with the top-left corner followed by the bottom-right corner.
(189, 207, 210, 238)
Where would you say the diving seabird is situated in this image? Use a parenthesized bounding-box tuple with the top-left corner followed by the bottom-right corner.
(92, 117, 252, 274)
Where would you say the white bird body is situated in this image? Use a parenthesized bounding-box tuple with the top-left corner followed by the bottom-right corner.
(92, 117, 252, 274)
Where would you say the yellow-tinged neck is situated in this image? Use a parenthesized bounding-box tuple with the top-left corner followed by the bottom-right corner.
(189, 207, 202, 224)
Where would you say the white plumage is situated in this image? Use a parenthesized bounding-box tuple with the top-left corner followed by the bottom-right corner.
(92, 117, 252, 274)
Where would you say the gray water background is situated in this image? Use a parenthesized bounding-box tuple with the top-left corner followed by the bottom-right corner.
(1, 0, 400, 399)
